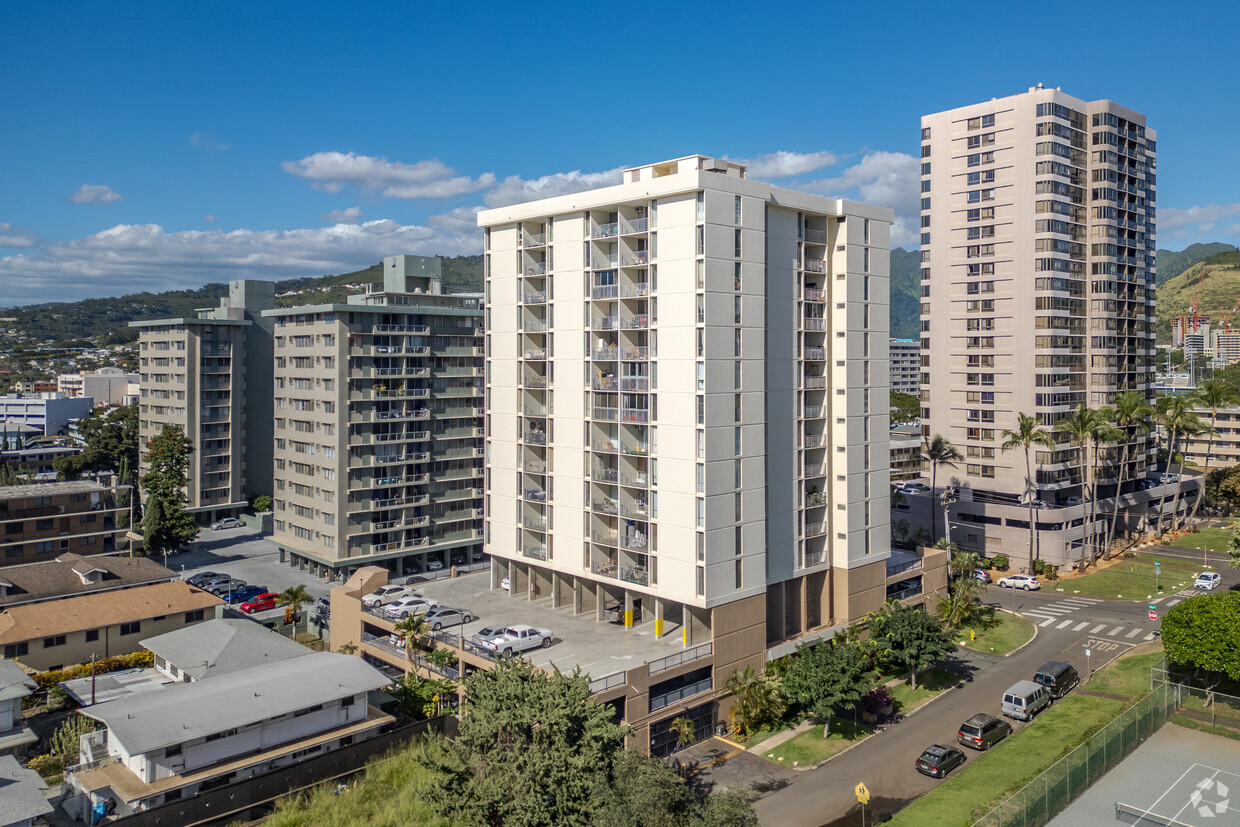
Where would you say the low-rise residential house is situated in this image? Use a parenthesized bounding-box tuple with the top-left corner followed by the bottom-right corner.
(0, 755, 52, 826)
(0, 553, 175, 610)
(142, 618, 311, 683)
(0, 661, 36, 756)
(0, 481, 132, 566)
(0, 581, 221, 672)
(64, 652, 393, 819)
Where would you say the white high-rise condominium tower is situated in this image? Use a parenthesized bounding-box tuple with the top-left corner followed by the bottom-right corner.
(920, 87, 1171, 565)
(479, 155, 906, 672)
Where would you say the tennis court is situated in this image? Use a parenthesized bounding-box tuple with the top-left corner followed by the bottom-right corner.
(1049, 725, 1240, 826)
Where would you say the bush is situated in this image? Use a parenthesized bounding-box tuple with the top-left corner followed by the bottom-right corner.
(991, 554, 1009, 571)
(252, 494, 273, 513)
(35, 650, 154, 688)
(26, 753, 62, 779)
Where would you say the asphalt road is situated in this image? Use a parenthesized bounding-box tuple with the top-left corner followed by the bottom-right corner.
(751, 583, 1184, 827)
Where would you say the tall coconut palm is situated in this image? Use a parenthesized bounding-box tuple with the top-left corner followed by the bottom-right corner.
(1104, 390, 1154, 557)
(922, 435, 962, 544)
(1054, 406, 1110, 566)
(1154, 395, 1202, 535)
(393, 611, 431, 670)
(1187, 379, 1238, 526)
(1088, 412, 1123, 564)
(1001, 413, 1056, 574)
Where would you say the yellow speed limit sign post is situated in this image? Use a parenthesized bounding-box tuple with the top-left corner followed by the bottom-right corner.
(855, 781, 869, 804)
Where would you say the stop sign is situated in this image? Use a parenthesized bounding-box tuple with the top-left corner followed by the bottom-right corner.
(1148, 610, 1157, 621)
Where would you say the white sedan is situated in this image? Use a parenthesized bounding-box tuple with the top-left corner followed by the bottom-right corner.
(385, 595, 439, 619)
(997, 574, 1041, 591)
(210, 517, 243, 530)
(1194, 572, 1222, 591)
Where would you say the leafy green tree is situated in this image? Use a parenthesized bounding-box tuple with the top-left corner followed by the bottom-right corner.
(1162, 591, 1240, 683)
(782, 640, 876, 736)
(1228, 528, 1240, 571)
(724, 665, 786, 738)
(922, 434, 962, 544)
(393, 672, 456, 720)
(593, 748, 702, 827)
(1105, 391, 1155, 556)
(433, 658, 629, 826)
(699, 790, 761, 827)
(54, 404, 139, 482)
(1002, 412, 1056, 572)
(0, 462, 35, 486)
(138, 425, 197, 554)
(252, 494, 273, 512)
(867, 602, 956, 691)
(890, 391, 920, 425)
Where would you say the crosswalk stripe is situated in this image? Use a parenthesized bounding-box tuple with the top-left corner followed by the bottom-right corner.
(1109, 626, 1124, 636)
(1144, 633, 1157, 641)
(1040, 618, 1056, 627)
(1056, 620, 1074, 629)
(1073, 622, 1089, 631)
(1150, 597, 1165, 605)
(1167, 599, 1182, 607)
(1125, 628, 1143, 639)
(1090, 624, 1107, 633)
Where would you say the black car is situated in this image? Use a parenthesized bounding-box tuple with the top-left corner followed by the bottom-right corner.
(915, 744, 966, 778)
(956, 714, 1012, 751)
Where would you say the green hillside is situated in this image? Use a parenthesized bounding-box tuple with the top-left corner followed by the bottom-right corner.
(0, 256, 483, 345)
(889, 247, 921, 339)
(1155, 251, 1240, 341)
(1156, 242, 1238, 285)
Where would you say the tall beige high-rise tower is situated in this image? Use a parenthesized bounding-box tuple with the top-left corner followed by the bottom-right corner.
(921, 87, 1159, 563)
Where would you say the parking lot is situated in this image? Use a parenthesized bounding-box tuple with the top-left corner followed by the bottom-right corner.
(392, 572, 692, 684)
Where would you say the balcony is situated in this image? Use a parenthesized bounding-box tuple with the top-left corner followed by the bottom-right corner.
(649, 675, 712, 712)
(523, 291, 547, 304)
(522, 375, 548, 389)
(592, 498, 618, 515)
(620, 408, 649, 424)
(523, 349, 547, 361)
(594, 222, 619, 239)
(621, 217, 649, 235)
(593, 346, 618, 361)
(593, 377, 618, 391)
(523, 489, 547, 503)
(804, 434, 826, 449)
(374, 324, 430, 334)
(523, 232, 546, 247)
(804, 318, 827, 331)
(802, 259, 826, 274)
(804, 376, 827, 389)
(804, 287, 826, 302)
(523, 431, 547, 445)
(805, 347, 826, 360)
(620, 565, 649, 585)
(805, 522, 827, 538)
(620, 282, 650, 298)
(804, 228, 829, 245)
(620, 251, 649, 267)
(804, 463, 826, 477)
(525, 262, 547, 276)
(803, 405, 825, 418)
(592, 529, 619, 546)
(592, 407, 618, 421)
(592, 465, 620, 482)
(592, 284, 619, 300)
(621, 346, 650, 361)
(593, 316, 620, 331)
(622, 315, 650, 330)
(621, 441, 649, 456)
(593, 253, 619, 269)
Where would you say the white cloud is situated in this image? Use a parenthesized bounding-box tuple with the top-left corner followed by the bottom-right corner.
(190, 132, 230, 151)
(0, 219, 482, 307)
(322, 206, 363, 225)
(483, 168, 624, 208)
(282, 152, 495, 200)
(427, 205, 483, 237)
(799, 151, 921, 247)
(0, 223, 38, 249)
(1160, 203, 1240, 230)
(68, 184, 121, 204)
(203, 214, 216, 224)
(1228, 223, 1240, 236)
(727, 150, 839, 179)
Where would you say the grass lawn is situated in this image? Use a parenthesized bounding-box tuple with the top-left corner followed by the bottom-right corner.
(1055, 554, 1202, 600)
(961, 611, 1036, 656)
(1083, 649, 1164, 698)
(743, 719, 799, 751)
(886, 694, 1126, 826)
(762, 718, 868, 767)
(889, 667, 959, 715)
(1169, 715, 1240, 742)
(1170, 526, 1238, 555)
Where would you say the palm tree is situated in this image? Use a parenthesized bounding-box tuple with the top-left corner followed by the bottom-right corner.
(278, 584, 313, 632)
(922, 435, 962, 544)
(669, 716, 697, 750)
(724, 665, 784, 739)
(939, 549, 985, 629)
(911, 525, 933, 548)
(1187, 379, 1238, 526)
(1104, 390, 1154, 557)
(393, 611, 431, 670)
(1155, 395, 1202, 535)
(1001, 413, 1056, 574)
(892, 517, 910, 544)
(1054, 406, 1115, 567)
(891, 488, 907, 511)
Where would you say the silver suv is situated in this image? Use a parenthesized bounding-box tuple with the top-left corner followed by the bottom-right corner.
(957, 713, 1012, 751)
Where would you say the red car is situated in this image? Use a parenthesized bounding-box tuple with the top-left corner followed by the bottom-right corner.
(240, 592, 278, 614)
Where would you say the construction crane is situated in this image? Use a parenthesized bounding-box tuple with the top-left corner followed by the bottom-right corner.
(1221, 295, 1240, 334)
(1190, 266, 1210, 333)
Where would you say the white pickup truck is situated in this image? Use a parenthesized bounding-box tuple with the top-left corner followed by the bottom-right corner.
(478, 624, 553, 656)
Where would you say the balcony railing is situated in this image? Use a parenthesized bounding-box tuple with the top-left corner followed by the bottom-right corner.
(650, 676, 712, 712)
(594, 316, 620, 330)
(621, 347, 650, 360)
(804, 287, 826, 302)
(592, 466, 619, 482)
(803, 405, 825, 418)
(804, 318, 827, 331)
(620, 565, 649, 585)
(591, 284, 619, 299)
(523, 489, 547, 503)
(523, 232, 546, 247)
(525, 262, 547, 276)
(524, 292, 547, 304)
(804, 228, 829, 244)
(620, 408, 649, 423)
(593, 347, 618, 361)
(523, 544, 548, 560)
(523, 432, 547, 445)
(805, 347, 826, 360)
(804, 463, 826, 477)
(592, 499, 618, 515)
(592, 407, 618, 421)
(589, 670, 627, 694)
(594, 222, 619, 239)
(620, 251, 649, 267)
(804, 376, 827, 389)
(620, 283, 650, 298)
(802, 259, 826, 274)
(648, 642, 713, 675)
(805, 522, 827, 538)
(523, 349, 547, 360)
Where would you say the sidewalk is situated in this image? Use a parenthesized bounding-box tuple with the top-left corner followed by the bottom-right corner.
(748, 720, 813, 753)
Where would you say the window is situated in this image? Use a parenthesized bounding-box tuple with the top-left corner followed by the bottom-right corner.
(185, 609, 205, 623)
(735, 559, 743, 589)
(165, 744, 182, 757)
(43, 635, 66, 648)
(734, 195, 742, 224)
(342, 695, 356, 708)
(86, 630, 99, 642)
(119, 622, 141, 636)
(3, 643, 28, 658)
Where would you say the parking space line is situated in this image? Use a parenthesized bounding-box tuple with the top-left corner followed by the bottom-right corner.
(1090, 624, 1107, 633)
(1073, 622, 1089, 631)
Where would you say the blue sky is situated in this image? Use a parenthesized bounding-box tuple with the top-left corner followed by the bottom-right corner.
(2, 0, 1238, 306)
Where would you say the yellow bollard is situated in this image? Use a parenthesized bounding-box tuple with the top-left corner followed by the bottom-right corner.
(970, 630, 976, 642)
(655, 617, 664, 638)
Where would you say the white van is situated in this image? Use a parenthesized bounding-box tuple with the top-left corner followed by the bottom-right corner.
(1002, 680, 1052, 722)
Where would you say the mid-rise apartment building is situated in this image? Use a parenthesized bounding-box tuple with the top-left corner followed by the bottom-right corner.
(478, 156, 904, 735)
(889, 338, 921, 395)
(0, 481, 131, 565)
(264, 256, 484, 579)
(57, 368, 139, 406)
(0, 393, 93, 437)
(920, 87, 1183, 564)
(131, 281, 275, 522)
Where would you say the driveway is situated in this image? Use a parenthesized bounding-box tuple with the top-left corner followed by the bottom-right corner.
(155, 526, 333, 602)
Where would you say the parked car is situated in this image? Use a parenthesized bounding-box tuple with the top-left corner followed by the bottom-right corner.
(450, 550, 469, 566)
(1002, 680, 1053, 721)
(898, 482, 931, 494)
(997, 574, 1040, 591)
(1160, 473, 1180, 483)
(208, 578, 247, 595)
(605, 601, 643, 624)
(1135, 478, 1159, 491)
(972, 569, 992, 584)
(478, 624, 553, 656)
(210, 517, 243, 530)
(315, 596, 331, 618)
(915, 744, 966, 778)
(1062, 496, 1084, 507)
(1029, 499, 1052, 510)
(1033, 660, 1080, 699)
(500, 577, 510, 591)
(956, 713, 1012, 751)
(224, 585, 268, 604)
(362, 585, 419, 608)
(470, 625, 507, 647)
(425, 557, 445, 571)
(385, 595, 439, 619)
(422, 606, 474, 631)
(1194, 571, 1222, 591)
(240, 592, 278, 614)
(187, 571, 225, 588)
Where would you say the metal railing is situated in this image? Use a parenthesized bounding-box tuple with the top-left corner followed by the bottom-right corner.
(648, 642, 713, 675)
(650, 677, 713, 712)
(589, 670, 627, 694)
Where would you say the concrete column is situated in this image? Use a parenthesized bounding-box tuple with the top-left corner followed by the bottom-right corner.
(624, 591, 634, 629)
(596, 582, 606, 622)
(654, 598, 665, 638)
(573, 578, 583, 615)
